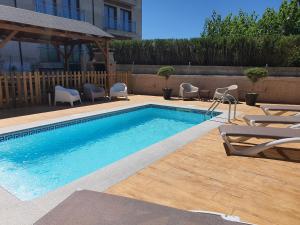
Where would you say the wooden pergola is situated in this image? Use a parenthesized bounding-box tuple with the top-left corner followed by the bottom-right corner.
(0, 5, 114, 72)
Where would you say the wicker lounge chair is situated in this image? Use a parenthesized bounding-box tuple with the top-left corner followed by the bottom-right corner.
(54, 85, 81, 107)
(34, 190, 251, 225)
(261, 105, 300, 115)
(83, 83, 106, 102)
(219, 125, 300, 156)
(179, 83, 199, 100)
(110, 83, 128, 100)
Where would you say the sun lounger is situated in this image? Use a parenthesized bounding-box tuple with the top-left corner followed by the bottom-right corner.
(34, 190, 251, 225)
(244, 115, 300, 128)
(219, 125, 300, 156)
(261, 105, 300, 115)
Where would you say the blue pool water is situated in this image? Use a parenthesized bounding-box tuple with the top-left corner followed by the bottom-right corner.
(0, 105, 216, 200)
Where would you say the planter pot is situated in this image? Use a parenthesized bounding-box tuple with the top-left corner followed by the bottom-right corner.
(162, 88, 172, 100)
(245, 93, 259, 106)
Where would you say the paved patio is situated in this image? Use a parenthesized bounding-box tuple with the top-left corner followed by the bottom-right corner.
(0, 95, 299, 225)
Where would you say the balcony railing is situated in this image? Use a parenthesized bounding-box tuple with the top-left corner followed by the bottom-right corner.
(119, 0, 137, 5)
(35, 0, 86, 21)
(104, 18, 136, 33)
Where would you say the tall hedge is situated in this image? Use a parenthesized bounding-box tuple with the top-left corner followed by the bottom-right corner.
(111, 35, 300, 67)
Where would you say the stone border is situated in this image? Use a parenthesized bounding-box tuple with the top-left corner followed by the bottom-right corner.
(0, 103, 231, 220)
(117, 64, 300, 77)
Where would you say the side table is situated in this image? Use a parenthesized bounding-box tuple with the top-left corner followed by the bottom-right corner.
(199, 90, 211, 101)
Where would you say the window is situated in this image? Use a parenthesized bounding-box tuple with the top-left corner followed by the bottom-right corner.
(35, 0, 83, 20)
(120, 9, 132, 32)
(104, 4, 117, 29)
(35, 0, 57, 15)
(61, 0, 80, 20)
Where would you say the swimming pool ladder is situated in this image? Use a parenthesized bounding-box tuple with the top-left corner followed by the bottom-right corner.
(206, 85, 238, 123)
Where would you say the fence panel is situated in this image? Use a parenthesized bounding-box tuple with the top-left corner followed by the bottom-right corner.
(0, 71, 130, 108)
(3, 74, 9, 105)
(0, 75, 3, 106)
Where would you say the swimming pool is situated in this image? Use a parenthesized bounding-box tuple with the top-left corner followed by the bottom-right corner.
(0, 104, 220, 200)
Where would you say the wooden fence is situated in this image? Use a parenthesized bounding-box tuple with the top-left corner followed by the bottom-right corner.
(0, 71, 130, 108)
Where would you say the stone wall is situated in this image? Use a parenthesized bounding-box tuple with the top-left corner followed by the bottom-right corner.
(118, 64, 300, 77)
(128, 74, 300, 104)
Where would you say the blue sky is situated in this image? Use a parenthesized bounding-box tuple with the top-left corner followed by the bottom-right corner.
(142, 0, 283, 39)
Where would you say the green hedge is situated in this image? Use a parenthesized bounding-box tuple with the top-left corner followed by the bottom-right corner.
(111, 35, 300, 67)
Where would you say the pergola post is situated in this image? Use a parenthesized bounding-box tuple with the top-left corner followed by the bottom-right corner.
(53, 44, 75, 71)
(104, 39, 110, 75)
(64, 45, 75, 71)
(104, 39, 111, 90)
(64, 45, 69, 71)
(95, 39, 110, 89)
(95, 39, 110, 74)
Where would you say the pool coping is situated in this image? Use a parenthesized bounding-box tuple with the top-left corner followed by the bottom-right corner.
(0, 102, 234, 224)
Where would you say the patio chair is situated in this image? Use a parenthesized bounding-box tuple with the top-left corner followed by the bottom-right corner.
(34, 190, 252, 225)
(206, 85, 238, 123)
(219, 125, 300, 156)
(243, 115, 300, 128)
(54, 85, 81, 107)
(212, 85, 238, 103)
(179, 83, 199, 100)
(110, 83, 128, 100)
(83, 83, 106, 102)
(261, 105, 300, 115)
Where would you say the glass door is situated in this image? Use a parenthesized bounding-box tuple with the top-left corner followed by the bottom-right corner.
(120, 9, 132, 32)
(61, 0, 79, 19)
(104, 5, 117, 29)
(35, 0, 56, 16)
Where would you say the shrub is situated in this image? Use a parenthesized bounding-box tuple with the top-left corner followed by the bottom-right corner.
(287, 47, 300, 67)
(111, 35, 300, 67)
(244, 67, 268, 83)
(157, 66, 175, 79)
(157, 66, 175, 88)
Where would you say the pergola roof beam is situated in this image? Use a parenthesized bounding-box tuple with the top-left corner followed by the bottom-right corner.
(0, 22, 104, 43)
(0, 30, 18, 48)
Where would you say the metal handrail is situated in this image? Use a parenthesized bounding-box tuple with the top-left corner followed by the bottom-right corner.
(206, 86, 238, 123)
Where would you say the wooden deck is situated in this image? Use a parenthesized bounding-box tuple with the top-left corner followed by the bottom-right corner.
(0, 95, 299, 225)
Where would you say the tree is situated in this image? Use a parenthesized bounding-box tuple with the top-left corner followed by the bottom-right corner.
(258, 8, 280, 35)
(277, 0, 300, 35)
(202, 0, 300, 37)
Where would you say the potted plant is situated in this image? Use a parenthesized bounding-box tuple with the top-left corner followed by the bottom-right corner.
(157, 66, 175, 100)
(244, 67, 268, 106)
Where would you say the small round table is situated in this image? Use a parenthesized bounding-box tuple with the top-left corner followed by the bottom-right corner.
(199, 90, 211, 101)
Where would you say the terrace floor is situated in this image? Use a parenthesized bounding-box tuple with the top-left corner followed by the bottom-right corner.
(0, 95, 300, 225)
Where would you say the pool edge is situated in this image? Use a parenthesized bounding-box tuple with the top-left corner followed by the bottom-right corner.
(0, 102, 232, 214)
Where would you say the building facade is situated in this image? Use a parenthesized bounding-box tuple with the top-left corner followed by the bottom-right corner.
(0, 0, 142, 71)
